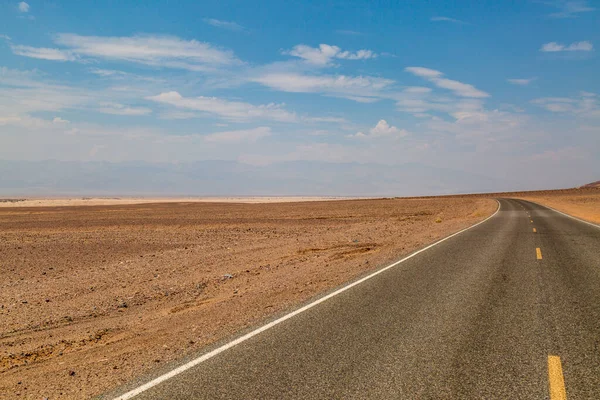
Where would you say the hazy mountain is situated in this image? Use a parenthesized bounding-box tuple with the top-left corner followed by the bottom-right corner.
(0, 159, 514, 197)
(581, 180, 600, 189)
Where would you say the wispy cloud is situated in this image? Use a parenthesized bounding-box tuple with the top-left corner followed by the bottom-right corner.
(430, 16, 467, 24)
(507, 78, 536, 86)
(12, 34, 241, 71)
(52, 116, 70, 124)
(89, 68, 164, 83)
(540, 41, 593, 52)
(147, 91, 298, 122)
(405, 67, 490, 98)
(404, 67, 443, 78)
(544, 0, 595, 18)
(349, 119, 408, 140)
(11, 45, 77, 61)
(285, 44, 376, 66)
(97, 102, 152, 116)
(203, 18, 246, 32)
(18, 1, 29, 12)
(532, 92, 600, 117)
(204, 127, 271, 143)
(251, 72, 393, 102)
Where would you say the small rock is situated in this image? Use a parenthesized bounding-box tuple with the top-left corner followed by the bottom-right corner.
(68, 370, 76, 376)
(222, 273, 233, 280)
(117, 301, 128, 309)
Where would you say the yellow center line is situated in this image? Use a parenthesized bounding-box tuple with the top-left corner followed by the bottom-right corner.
(548, 355, 567, 400)
(536, 247, 543, 259)
(533, 228, 537, 233)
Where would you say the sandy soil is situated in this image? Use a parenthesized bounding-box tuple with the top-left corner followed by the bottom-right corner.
(0, 197, 495, 399)
(0, 197, 359, 208)
(514, 188, 600, 224)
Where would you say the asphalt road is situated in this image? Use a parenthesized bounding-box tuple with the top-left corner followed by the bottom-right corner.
(110, 198, 600, 399)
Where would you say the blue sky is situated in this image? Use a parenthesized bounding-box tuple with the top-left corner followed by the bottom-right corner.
(1, 0, 599, 192)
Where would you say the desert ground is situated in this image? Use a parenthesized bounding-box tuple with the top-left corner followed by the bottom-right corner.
(0, 187, 598, 399)
(0, 196, 357, 208)
(514, 189, 600, 224)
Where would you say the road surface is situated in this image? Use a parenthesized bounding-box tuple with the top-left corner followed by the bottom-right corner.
(108, 198, 600, 399)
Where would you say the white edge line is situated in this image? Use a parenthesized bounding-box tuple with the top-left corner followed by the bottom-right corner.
(113, 199, 501, 400)
(520, 199, 600, 229)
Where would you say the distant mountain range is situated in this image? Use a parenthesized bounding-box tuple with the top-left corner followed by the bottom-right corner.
(581, 180, 600, 189)
(0, 159, 517, 197)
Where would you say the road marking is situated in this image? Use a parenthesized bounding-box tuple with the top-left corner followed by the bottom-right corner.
(536, 247, 543, 259)
(548, 355, 567, 400)
(519, 200, 600, 229)
(110, 202, 502, 399)
(533, 228, 537, 233)
(530, 219, 534, 223)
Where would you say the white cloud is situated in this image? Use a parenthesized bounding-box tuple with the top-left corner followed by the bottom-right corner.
(285, 44, 376, 66)
(252, 72, 392, 102)
(0, 85, 91, 115)
(148, 91, 298, 122)
(97, 102, 152, 116)
(89, 68, 164, 83)
(405, 67, 489, 98)
(404, 67, 443, 78)
(10, 34, 241, 70)
(350, 119, 408, 139)
(337, 95, 381, 103)
(52, 116, 70, 124)
(203, 18, 245, 31)
(507, 78, 535, 86)
(11, 45, 78, 61)
(430, 16, 466, 24)
(394, 83, 487, 117)
(532, 92, 600, 117)
(433, 78, 489, 98)
(18, 1, 29, 12)
(546, 1, 595, 18)
(0, 34, 11, 41)
(158, 110, 201, 120)
(396, 96, 485, 115)
(303, 116, 348, 124)
(540, 41, 593, 52)
(204, 127, 271, 143)
(404, 86, 433, 94)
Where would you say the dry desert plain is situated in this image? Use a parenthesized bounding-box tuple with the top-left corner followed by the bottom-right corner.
(0, 188, 598, 398)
